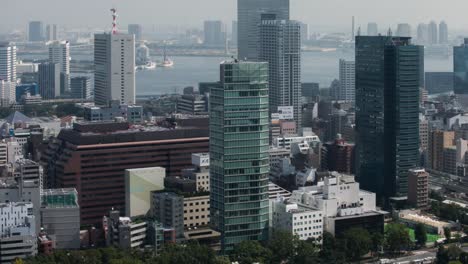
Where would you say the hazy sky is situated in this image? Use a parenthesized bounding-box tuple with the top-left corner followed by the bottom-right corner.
(2, 0, 468, 33)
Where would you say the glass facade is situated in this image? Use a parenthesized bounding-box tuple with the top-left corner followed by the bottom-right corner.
(356, 36, 421, 201)
(454, 39, 468, 95)
(210, 61, 270, 251)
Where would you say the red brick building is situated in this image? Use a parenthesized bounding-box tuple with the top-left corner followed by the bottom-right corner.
(41, 122, 209, 226)
(321, 134, 355, 174)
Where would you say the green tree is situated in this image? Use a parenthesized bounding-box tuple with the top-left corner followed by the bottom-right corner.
(437, 245, 450, 264)
(415, 223, 428, 246)
(230, 240, 271, 264)
(267, 231, 298, 263)
(444, 227, 452, 243)
(293, 240, 320, 264)
(459, 252, 468, 264)
(320, 232, 346, 263)
(385, 223, 411, 255)
(447, 245, 462, 261)
(370, 232, 384, 256)
(343, 228, 372, 261)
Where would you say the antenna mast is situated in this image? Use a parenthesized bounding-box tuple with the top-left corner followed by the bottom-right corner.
(110, 8, 118, 34)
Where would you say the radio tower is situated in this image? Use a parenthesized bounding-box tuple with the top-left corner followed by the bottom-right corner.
(110, 8, 118, 34)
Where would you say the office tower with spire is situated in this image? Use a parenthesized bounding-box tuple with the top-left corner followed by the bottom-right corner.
(237, 0, 289, 60)
(48, 41, 70, 94)
(356, 36, 422, 202)
(259, 15, 301, 129)
(439, 21, 448, 44)
(210, 60, 270, 252)
(29, 21, 44, 42)
(428, 21, 438, 45)
(0, 42, 17, 83)
(367, 22, 378, 36)
(94, 9, 135, 106)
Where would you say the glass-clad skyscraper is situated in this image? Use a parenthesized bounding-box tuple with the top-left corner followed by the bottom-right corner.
(356, 36, 421, 202)
(210, 60, 270, 251)
(454, 39, 468, 95)
(237, 0, 289, 60)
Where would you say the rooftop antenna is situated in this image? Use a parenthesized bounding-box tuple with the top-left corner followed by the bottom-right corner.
(110, 8, 118, 34)
(387, 27, 392, 37)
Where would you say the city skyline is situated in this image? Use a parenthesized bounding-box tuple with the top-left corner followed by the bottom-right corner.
(2, 0, 468, 33)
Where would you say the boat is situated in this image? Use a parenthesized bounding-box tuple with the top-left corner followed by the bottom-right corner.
(135, 61, 157, 71)
(158, 45, 174, 67)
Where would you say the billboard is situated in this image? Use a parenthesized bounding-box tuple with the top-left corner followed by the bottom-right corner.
(278, 106, 294, 120)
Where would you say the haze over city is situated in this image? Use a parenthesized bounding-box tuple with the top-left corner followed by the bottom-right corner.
(3, 0, 468, 32)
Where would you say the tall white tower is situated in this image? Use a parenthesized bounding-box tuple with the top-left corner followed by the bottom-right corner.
(48, 40, 70, 94)
(0, 42, 17, 83)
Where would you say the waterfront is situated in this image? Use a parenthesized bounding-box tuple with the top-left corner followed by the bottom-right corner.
(19, 50, 453, 97)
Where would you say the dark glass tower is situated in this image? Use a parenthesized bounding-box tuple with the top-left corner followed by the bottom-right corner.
(355, 36, 422, 201)
(210, 60, 270, 252)
(454, 39, 468, 95)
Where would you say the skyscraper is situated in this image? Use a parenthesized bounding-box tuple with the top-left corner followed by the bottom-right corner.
(38, 62, 60, 99)
(0, 42, 17, 83)
(454, 39, 468, 106)
(417, 23, 428, 44)
(259, 17, 301, 129)
(45, 24, 58, 41)
(396, 23, 411, 37)
(203, 20, 225, 48)
(48, 41, 70, 94)
(29, 21, 44, 42)
(300, 22, 309, 42)
(439, 21, 448, 44)
(70, 76, 91, 100)
(428, 21, 438, 45)
(231, 21, 238, 47)
(338, 59, 355, 102)
(210, 60, 270, 251)
(94, 33, 135, 106)
(237, 0, 289, 60)
(367, 22, 378, 36)
(356, 36, 422, 201)
(128, 24, 142, 41)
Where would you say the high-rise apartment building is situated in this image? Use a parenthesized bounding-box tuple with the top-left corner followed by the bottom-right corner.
(231, 21, 238, 47)
(407, 169, 429, 208)
(439, 21, 448, 44)
(338, 59, 355, 102)
(0, 42, 17, 83)
(417, 23, 428, 44)
(355, 36, 422, 201)
(428, 21, 438, 45)
(48, 41, 70, 94)
(259, 17, 301, 129)
(38, 62, 60, 99)
(204, 21, 225, 48)
(237, 0, 289, 60)
(210, 61, 270, 251)
(45, 24, 58, 41)
(428, 130, 455, 171)
(367, 22, 378, 36)
(94, 33, 135, 106)
(29, 21, 44, 42)
(70, 76, 92, 100)
(128, 24, 142, 41)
